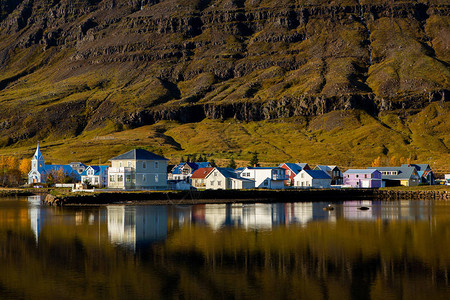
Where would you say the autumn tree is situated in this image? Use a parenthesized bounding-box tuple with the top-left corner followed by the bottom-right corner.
(389, 156, 398, 166)
(371, 156, 381, 167)
(19, 159, 31, 177)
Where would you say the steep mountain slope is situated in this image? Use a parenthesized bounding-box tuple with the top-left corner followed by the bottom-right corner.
(0, 0, 448, 169)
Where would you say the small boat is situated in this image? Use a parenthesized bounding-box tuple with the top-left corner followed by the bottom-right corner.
(323, 204, 334, 211)
(358, 206, 370, 210)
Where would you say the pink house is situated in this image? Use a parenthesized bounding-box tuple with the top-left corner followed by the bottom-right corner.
(343, 169, 382, 188)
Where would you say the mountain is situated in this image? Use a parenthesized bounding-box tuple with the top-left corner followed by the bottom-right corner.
(0, 0, 448, 171)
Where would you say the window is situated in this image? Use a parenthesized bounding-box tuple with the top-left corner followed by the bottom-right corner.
(127, 161, 132, 167)
(263, 180, 268, 186)
(218, 181, 221, 186)
(109, 175, 115, 182)
(210, 181, 214, 185)
(301, 173, 304, 178)
(143, 162, 146, 169)
(287, 170, 291, 176)
(94, 177, 98, 183)
(119, 161, 123, 167)
(126, 175, 131, 183)
(364, 174, 367, 178)
(214, 172, 217, 177)
(118, 175, 123, 182)
(155, 161, 159, 169)
(356, 175, 359, 178)
(347, 175, 350, 178)
(143, 175, 146, 182)
(155, 174, 159, 183)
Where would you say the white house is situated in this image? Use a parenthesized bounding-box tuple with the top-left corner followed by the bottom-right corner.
(80, 165, 109, 187)
(294, 170, 331, 188)
(239, 167, 287, 189)
(205, 167, 255, 190)
(107, 149, 168, 190)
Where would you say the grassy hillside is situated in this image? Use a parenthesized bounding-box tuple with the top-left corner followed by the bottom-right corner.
(2, 102, 448, 174)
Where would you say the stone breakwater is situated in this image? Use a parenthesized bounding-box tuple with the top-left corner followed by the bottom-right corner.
(375, 190, 450, 201)
(43, 189, 450, 206)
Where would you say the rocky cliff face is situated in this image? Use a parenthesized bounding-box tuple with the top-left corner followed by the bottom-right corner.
(0, 0, 448, 143)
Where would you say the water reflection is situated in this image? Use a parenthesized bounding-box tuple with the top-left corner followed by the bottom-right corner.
(0, 196, 447, 299)
(107, 205, 167, 250)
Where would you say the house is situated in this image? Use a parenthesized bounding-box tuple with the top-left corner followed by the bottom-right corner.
(239, 167, 287, 189)
(314, 165, 343, 185)
(402, 164, 435, 185)
(169, 162, 212, 181)
(293, 170, 331, 189)
(28, 143, 80, 185)
(368, 166, 420, 187)
(445, 174, 450, 185)
(343, 169, 382, 188)
(191, 167, 215, 189)
(69, 162, 87, 175)
(205, 167, 255, 190)
(107, 149, 168, 190)
(279, 163, 311, 186)
(80, 165, 109, 187)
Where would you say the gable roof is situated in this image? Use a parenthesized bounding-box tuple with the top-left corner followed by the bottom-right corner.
(344, 169, 379, 174)
(191, 167, 215, 179)
(367, 167, 418, 180)
(279, 163, 304, 174)
(300, 170, 331, 179)
(110, 149, 168, 161)
(296, 163, 309, 169)
(43, 164, 78, 176)
(81, 165, 109, 176)
(401, 164, 430, 171)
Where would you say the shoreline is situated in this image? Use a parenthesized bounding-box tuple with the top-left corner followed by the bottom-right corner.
(41, 188, 450, 206)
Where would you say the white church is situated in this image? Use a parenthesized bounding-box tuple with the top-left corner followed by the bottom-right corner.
(27, 144, 81, 185)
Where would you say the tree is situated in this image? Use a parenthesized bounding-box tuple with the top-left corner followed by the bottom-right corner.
(210, 159, 217, 168)
(249, 151, 259, 167)
(191, 154, 198, 163)
(389, 156, 398, 167)
(371, 156, 381, 167)
(19, 159, 31, 177)
(228, 157, 237, 169)
(180, 156, 185, 163)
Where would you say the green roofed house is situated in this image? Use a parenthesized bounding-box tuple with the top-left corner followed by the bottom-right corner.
(107, 149, 168, 190)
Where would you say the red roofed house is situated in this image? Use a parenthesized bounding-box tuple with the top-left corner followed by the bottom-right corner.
(191, 167, 214, 189)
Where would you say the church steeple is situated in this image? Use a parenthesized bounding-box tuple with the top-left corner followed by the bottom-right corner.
(31, 142, 45, 171)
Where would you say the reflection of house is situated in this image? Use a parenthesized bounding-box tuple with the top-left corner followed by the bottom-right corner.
(293, 170, 331, 188)
(107, 149, 168, 190)
(314, 165, 343, 185)
(279, 163, 310, 186)
(81, 166, 108, 187)
(28, 143, 80, 184)
(284, 203, 313, 225)
(239, 167, 287, 189)
(107, 205, 167, 250)
(368, 166, 420, 187)
(343, 169, 382, 188)
(28, 195, 45, 243)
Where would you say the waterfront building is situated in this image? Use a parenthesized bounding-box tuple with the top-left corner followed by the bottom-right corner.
(107, 149, 168, 190)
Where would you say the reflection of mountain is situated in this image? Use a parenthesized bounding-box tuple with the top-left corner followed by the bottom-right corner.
(28, 195, 45, 244)
(107, 206, 167, 251)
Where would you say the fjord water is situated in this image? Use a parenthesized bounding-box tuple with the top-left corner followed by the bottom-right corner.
(0, 196, 449, 299)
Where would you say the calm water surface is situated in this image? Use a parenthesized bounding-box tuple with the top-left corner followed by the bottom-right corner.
(0, 196, 449, 299)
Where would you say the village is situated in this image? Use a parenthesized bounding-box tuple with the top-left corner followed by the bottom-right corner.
(24, 143, 448, 192)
